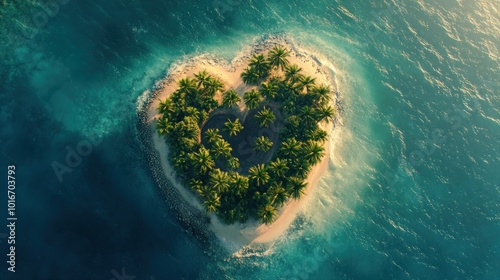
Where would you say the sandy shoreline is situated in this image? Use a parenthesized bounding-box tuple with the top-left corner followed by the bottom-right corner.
(143, 35, 338, 250)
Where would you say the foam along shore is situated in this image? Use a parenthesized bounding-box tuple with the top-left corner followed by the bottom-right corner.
(146, 35, 338, 249)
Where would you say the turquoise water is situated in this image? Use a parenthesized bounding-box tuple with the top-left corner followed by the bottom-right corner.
(0, 0, 498, 279)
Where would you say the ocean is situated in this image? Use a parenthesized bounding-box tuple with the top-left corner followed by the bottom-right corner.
(0, 0, 498, 279)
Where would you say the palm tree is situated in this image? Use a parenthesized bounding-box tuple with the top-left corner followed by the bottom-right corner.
(269, 158, 289, 177)
(205, 77, 224, 96)
(305, 141, 325, 165)
(300, 106, 316, 123)
(204, 128, 222, 144)
(203, 193, 220, 213)
(224, 118, 244, 137)
(311, 129, 328, 142)
(284, 64, 303, 84)
(210, 169, 230, 193)
(230, 173, 249, 196)
(249, 54, 270, 77)
(243, 89, 262, 110)
(267, 45, 290, 71)
(280, 138, 302, 157)
(222, 89, 241, 108)
(156, 117, 171, 136)
(157, 99, 173, 116)
(241, 67, 259, 85)
(255, 106, 276, 127)
(211, 138, 232, 159)
(281, 99, 296, 115)
(254, 136, 273, 152)
(184, 106, 200, 123)
(190, 179, 207, 196)
(288, 177, 307, 200)
(318, 106, 335, 123)
(177, 78, 197, 94)
(248, 164, 270, 186)
(176, 116, 200, 139)
(227, 156, 240, 170)
(194, 183, 215, 200)
(181, 137, 199, 151)
(258, 204, 277, 225)
(260, 81, 279, 100)
(295, 160, 312, 179)
(194, 70, 211, 89)
(270, 182, 289, 206)
(299, 76, 316, 93)
(312, 85, 331, 104)
(189, 146, 215, 174)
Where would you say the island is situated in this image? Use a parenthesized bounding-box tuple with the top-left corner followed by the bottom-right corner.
(142, 36, 339, 247)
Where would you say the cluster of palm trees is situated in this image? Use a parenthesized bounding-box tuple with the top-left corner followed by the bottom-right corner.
(241, 46, 291, 85)
(155, 45, 335, 225)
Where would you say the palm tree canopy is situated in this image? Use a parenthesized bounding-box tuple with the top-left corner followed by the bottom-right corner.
(260, 81, 279, 100)
(205, 77, 224, 96)
(280, 138, 302, 156)
(299, 76, 316, 92)
(157, 99, 174, 116)
(255, 106, 276, 127)
(248, 164, 270, 186)
(230, 173, 249, 195)
(243, 89, 262, 110)
(318, 106, 335, 123)
(227, 156, 240, 170)
(203, 193, 220, 213)
(270, 182, 289, 206)
(194, 70, 211, 89)
(254, 136, 273, 152)
(267, 46, 290, 71)
(189, 146, 215, 174)
(258, 204, 277, 225)
(204, 128, 222, 144)
(269, 158, 289, 177)
(177, 78, 197, 94)
(211, 138, 232, 159)
(209, 169, 230, 193)
(289, 177, 307, 200)
(305, 141, 325, 165)
(156, 117, 171, 136)
(222, 89, 241, 108)
(224, 118, 244, 137)
(241, 67, 259, 85)
(312, 84, 332, 104)
(249, 54, 271, 76)
(284, 64, 303, 84)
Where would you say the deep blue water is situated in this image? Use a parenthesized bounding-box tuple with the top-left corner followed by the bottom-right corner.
(0, 0, 499, 279)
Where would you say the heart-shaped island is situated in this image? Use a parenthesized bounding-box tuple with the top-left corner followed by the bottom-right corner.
(144, 36, 338, 246)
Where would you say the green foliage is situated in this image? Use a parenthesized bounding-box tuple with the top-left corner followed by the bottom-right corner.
(255, 106, 276, 127)
(243, 89, 262, 110)
(249, 54, 271, 78)
(222, 89, 241, 108)
(224, 118, 244, 137)
(249, 164, 270, 187)
(258, 204, 277, 224)
(241, 67, 259, 85)
(267, 45, 291, 71)
(260, 81, 279, 100)
(155, 46, 334, 225)
(254, 136, 273, 152)
(189, 146, 215, 174)
(284, 64, 304, 84)
(211, 138, 232, 159)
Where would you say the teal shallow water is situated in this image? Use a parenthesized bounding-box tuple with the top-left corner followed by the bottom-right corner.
(0, 0, 498, 279)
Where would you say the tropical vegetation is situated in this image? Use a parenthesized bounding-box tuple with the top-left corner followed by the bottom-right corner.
(156, 45, 335, 225)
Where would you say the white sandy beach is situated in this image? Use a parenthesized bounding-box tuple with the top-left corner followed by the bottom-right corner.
(145, 36, 338, 250)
